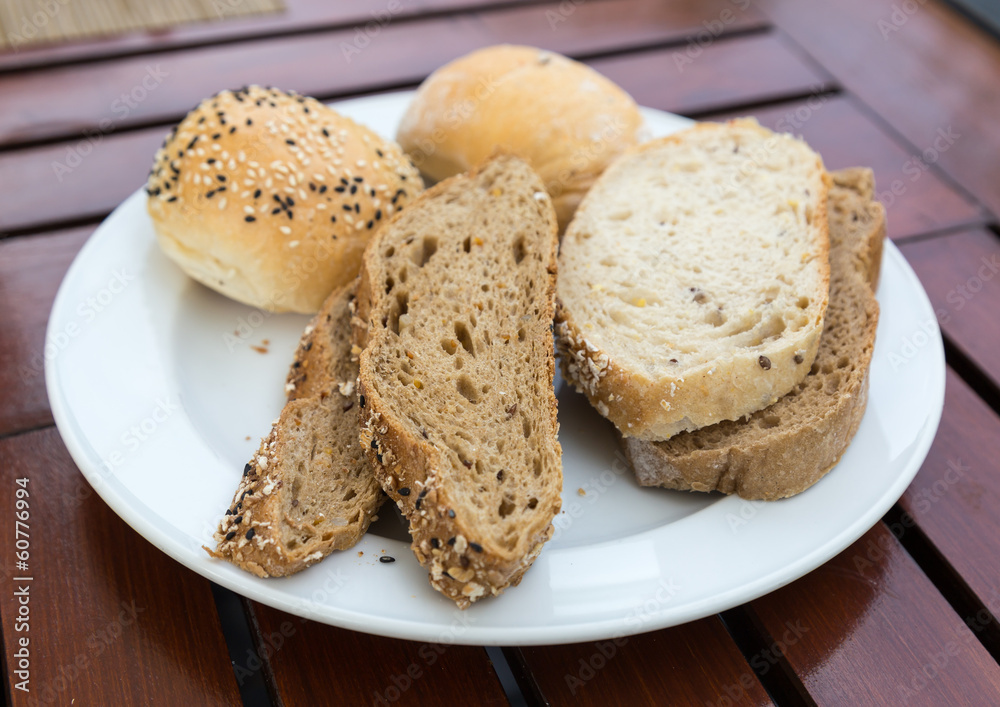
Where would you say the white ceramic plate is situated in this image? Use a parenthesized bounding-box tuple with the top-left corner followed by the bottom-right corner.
(46, 91, 944, 646)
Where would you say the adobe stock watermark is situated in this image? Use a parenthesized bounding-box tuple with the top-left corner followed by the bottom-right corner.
(878, 0, 928, 40)
(673, 0, 753, 72)
(550, 449, 630, 542)
(51, 64, 169, 181)
(546, 0, 587, 30)
(707, 619, 810, 707)
(877, 125, 961, 211)
(19, 268, 135, 384)
(564, 579, 680, 695)
(372, 608, 478, 705)
(4, 0, 71, 51)
(340, 0, 407, 63)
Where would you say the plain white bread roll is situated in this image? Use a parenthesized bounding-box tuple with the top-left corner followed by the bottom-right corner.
(147, 86, 422, 313)
(396, 45, 643, 230)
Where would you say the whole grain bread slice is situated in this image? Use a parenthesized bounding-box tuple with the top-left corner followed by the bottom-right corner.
(354, 155, 562, 608)
(208, 284, 384, 577)
(556, 118, 831, 440)
(621, 168, 884, 500)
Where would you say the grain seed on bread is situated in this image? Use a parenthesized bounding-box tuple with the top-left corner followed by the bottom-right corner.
(354, 155, 562, 608)
(556, 118, 831, 440)
(208, 284, 384, 577)
(622, 168, 884, 500)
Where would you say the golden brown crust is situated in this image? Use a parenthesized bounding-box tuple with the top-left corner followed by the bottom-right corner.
(621, 167, 883, 500)
(396, 44, 643, 231)
(148, 85, 422, 314)
(555, 119, 831, 440)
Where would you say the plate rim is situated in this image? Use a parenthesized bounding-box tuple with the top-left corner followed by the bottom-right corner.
(45, 91, 946, 646)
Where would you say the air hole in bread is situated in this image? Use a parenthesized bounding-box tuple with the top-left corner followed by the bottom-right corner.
(809, 362, 821, 376)
(416, 237, 438, 267)
(518, 327, 526, 342)
(821, 361, 834, 375)
(350, 511, 360, 524)
(342, 488, 357, 502)
(441, 338, 458, 355)
(469, 312, 477, 328)
(397, 371, 413, 386)
(399, 268, 408, 284)
(797, 296, 810, 309)
(761, 415, 781, 429)
(527, 496, 539, 509)
(532, 458, 542, 477)
(838, 355, 850, 369)
(454, 356, 464, 370)
(321, 532, 333, 542)
(522, 417, 532, 439)
(513, 236, 526, 264)
(455, 322, 475, 356)
(499, 495, 515, 518)
(481, 284, 489, 292)
(609, 209, 632, 221)
(456, 375, 480, 403)
(824, 372, 841, 395)
(385, 276, 395, 294)
(462, 236, 472, 253)
(388, 292, 408, 336)
(385, 246, 395, 258)
(749, 314, 786, 346)
(704, 308, 726, 327)
(286, 539, 298, 550)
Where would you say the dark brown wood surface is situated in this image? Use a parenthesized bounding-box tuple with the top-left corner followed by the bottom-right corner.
(521, 617, 773, 706)
(750, 522, 1000, 704)
(3, 0, 1000, 704)
(249, 602, 509, 705)
(709, 97, 988, 241)
(901, 229, 1000, 387)
(0, 427, 242, 705)
(0, 229, 91, 435)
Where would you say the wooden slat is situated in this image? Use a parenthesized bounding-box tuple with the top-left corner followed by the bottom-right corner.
(595, 30, 832, 117)
(248, 602, 508, 705)
(0, 0, 766, 147)
(521, 617, 773, 706)
(0, 0, 547, 72)
(750, 522, 1000, 704)
(0, 427, 241, 705)
(709, 96, 987, 240)
(896, 368, 1000, 616)
(900, 228, 1000, 386)
(0, 30, 827, 237)
(0, 227, 91, 436)
(760, 0, 1000, 219)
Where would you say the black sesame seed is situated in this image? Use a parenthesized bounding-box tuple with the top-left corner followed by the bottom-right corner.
(359, 394, 366, 407)
(794, 354, 804, 364)
(370, 439, 378, 450)
(342, 204, 353, 212)
(447, 537, 456, 546)
(243, 463, 252, 475)
(448, 509, 456, 518)
(167, 196, 178, 202)
(334, 186, 346, 193)
(430, 537, 440, 549)
(287, 197, 295, 206)
(376, 149, 384, 157)
(758, 355, 772, 370)
(186, 136, 198, 150)
(225, 509, 233, 516)
(205, 190, 216, 198)
(285, 139, 296, 146)
(217, 174, 227, 182)
(246, 118, 252, 126)
(398, 487, 411, 496)
(322, 128, 330, 137)
(245, 216, 256, 222)
(229, 126, 236, 134)
(272, 208, 282, 215)
(225, 531, 236, 541)
(217, 187, 226, 192)
(253, 189, 261, 198)
(245, 528, 255, 540)
(367, 220, 374, 229)
(354, 204, 360, 214)
(340, 178, 349, 185)
(375, 209, 382, 220)
(379, 555, 395, 564)
(353, 176, 364, 183)
(207, 158, 217, 164)
(319, 185, 327, 194)
(234, 516, 243, 524)
(330, 216, 337, 223)
(669, 358, 679, 364)
(376, 453, 383, 464)
(212, 133, 221, 140)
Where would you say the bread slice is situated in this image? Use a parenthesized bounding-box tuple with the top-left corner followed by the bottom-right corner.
(353, 155, 562, 608)
(555, 118, 831, 440)
(209, 284, 384, 577)
(622, 168, 883, 500)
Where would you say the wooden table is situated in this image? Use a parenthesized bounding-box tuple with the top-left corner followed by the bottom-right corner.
(3, 1, 1000, 704)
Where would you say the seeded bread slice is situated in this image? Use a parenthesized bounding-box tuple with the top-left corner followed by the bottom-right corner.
(208, 284, 384, 577)
(621, 168, 883, 500)
(556, 119, 831, 440)
(354, 155, 562, 608)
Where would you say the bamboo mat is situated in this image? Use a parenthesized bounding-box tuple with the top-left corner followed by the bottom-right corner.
(0, 0, 284, 50)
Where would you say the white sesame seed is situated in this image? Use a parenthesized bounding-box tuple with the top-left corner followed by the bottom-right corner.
(218, 198, 227, 209)
(356, 160, 366, 168)
(298, 189, 307, 201)
(244, 205, 255, 215)
(244, 179, 254, 186)
(355, 221, 364, 231)
(238, 151, 246, 162)
(228, 159, 236, 170)
(249, 161, 260, 168)
(280, 226, 292, 235)
(289, 240, 300, 247)
(200, 163, 211, 171)
(288, 175, 297, 186)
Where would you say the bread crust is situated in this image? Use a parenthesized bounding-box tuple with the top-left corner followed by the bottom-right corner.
(396, 44, 643, 231)
(354, 156, 561, 608)
(207, 284, 384, 576)
(148, 85, 422, 314)
(555, 119, 831, 440)
(621, 168, 884, 500)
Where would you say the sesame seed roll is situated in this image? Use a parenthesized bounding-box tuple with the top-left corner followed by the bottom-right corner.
(147, 85, 422, 313)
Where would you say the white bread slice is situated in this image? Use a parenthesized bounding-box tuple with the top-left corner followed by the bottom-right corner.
(556, 118, 831, 440)
(622, 168, 883, 500)
(208, 284, 384, 577)
(353, 155, 562, 608)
